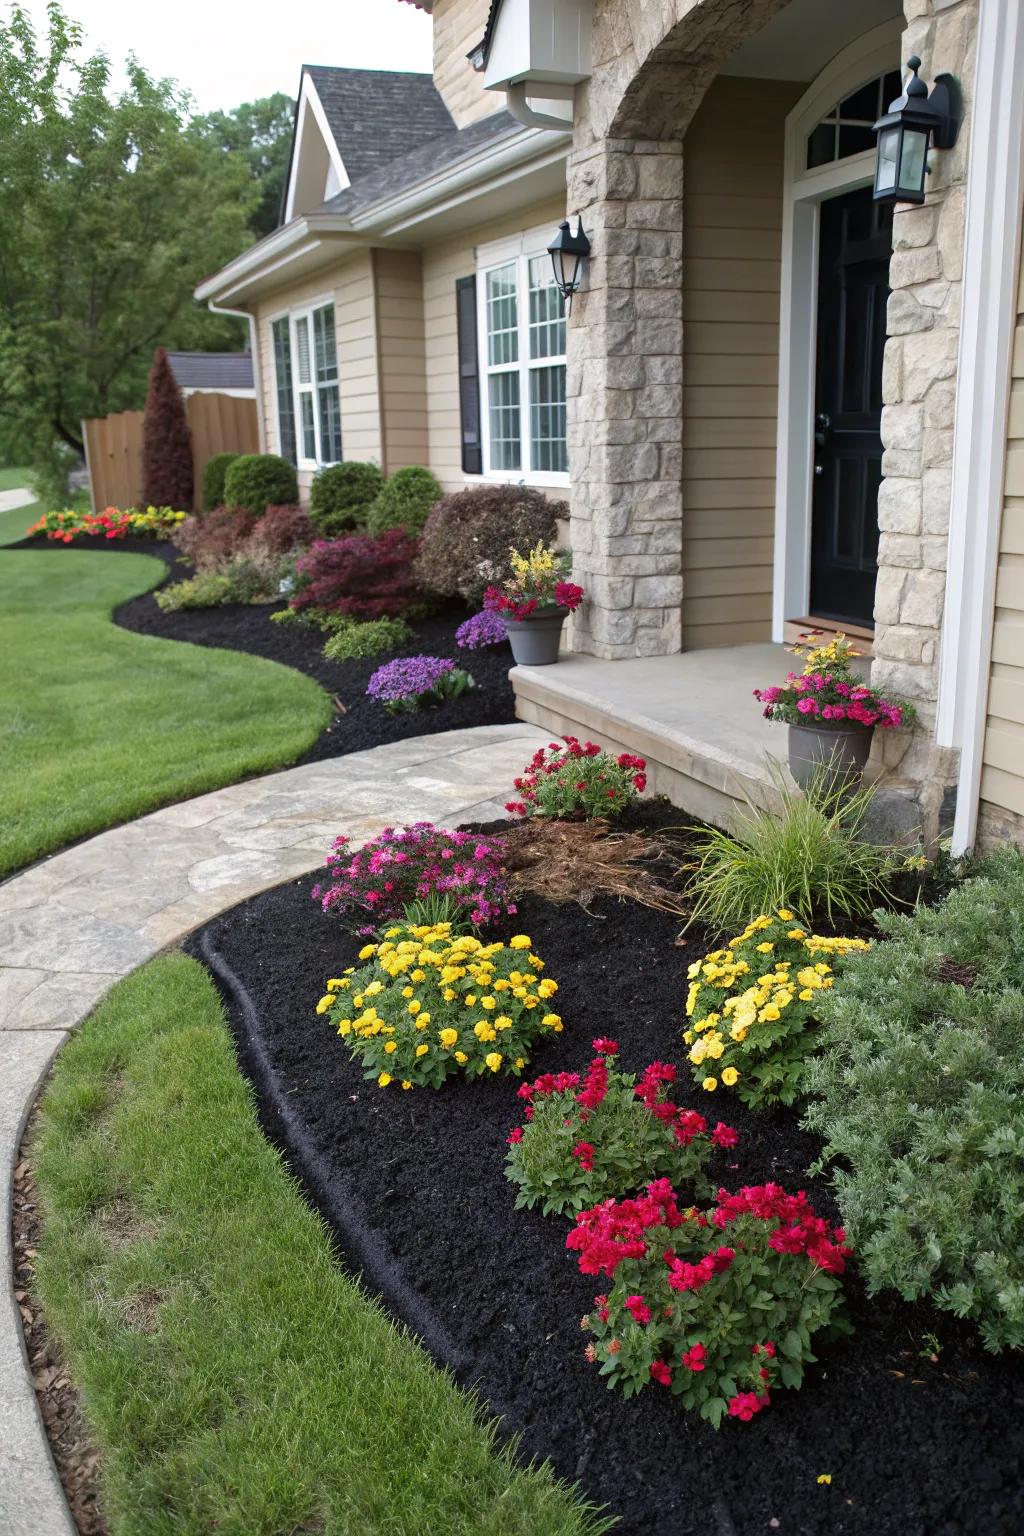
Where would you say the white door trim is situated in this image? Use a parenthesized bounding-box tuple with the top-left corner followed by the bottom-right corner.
(772, 20, 905, 643)
(935, 0, 1024, 852)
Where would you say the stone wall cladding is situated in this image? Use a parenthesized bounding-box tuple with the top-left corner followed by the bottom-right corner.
(874, 0, 979, 805)
(567, 0, 790, 658)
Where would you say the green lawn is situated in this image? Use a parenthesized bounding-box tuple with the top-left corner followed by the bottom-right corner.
(31, 955, 608, 1536)
(0, 547, 332, 875)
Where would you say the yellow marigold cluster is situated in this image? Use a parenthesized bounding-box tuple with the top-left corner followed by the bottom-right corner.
(316, 922, 563, 1090)
(683, 912, 869, 1107)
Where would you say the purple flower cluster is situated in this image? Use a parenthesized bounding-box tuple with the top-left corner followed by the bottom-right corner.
(366, 655, 457, 705)
(455, 608, 507, 650)
(311, 822, 516, 932)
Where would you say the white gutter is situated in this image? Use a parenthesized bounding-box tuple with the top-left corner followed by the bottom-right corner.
(194, 216, 353, 303)
(504, 81, 574, 132)
(934, 0, 1024, 852)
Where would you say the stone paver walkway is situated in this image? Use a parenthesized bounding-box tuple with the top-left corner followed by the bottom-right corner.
(0, 487, 35, 515)
(0, 721, 547, 1536)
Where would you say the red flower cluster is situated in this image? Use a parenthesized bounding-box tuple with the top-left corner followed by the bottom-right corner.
(728, 1390, 770, 1422)
(483, 581, 584, 623)
(681, 1342, 707, 1373)
(504, 737, 647, 818)
(666, 1245, 736, 1294)
(566, 1179, 687, 1277)
(515, 1070, 581, 1122)
(572, 1141, 596, 1172)
(713, 1184, 850, 1275)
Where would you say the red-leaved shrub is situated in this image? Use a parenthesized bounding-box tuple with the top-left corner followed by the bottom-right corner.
(142, 346, 194, 512)
(291, 528, 421, 619)
(173, 506, 256, 568)
(245, 504, 315, 560)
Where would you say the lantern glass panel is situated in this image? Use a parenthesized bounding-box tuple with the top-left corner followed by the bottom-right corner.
(875, 125, 900, 194)
(898, 126, 929, 195)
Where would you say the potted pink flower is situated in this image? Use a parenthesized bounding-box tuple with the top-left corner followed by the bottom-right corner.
(484, 542, 584, 666)
(754, 633, 914, 790)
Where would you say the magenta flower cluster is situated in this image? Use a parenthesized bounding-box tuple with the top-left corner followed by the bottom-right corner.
(455, 609, 508, 650)
(311, 822, 516, 933)
(755, 672, 907, 729)
(366, 655, 457, 705)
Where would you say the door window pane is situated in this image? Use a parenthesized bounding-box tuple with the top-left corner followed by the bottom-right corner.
(528, 256, 565, 360)
(486, 264, 519, 366)
(529, 365, 567, 473)
(806, 68, 897, 170)
(488, 371, 521, 470)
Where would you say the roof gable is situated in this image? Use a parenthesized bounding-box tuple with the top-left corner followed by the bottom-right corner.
(283, 66, 453, 222)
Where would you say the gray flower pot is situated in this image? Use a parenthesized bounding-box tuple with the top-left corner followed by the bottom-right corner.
(503, 607, 568, 666)
(788, 720, 873, 793)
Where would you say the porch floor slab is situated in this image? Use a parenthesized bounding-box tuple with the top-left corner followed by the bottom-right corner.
(510, 644, 795, 826)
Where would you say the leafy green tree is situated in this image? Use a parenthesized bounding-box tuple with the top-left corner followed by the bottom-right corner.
(195, 93, 295, 240)
(0, 3, 257, 492)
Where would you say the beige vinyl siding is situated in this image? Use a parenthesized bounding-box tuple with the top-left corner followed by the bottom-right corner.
(432, 0, 501, 128)
(980, 244, 1024, 820)
(421, 196, 567, 491)
(373, 249, 429, 473)
(681, 76, 803, 649)
(253, 252, 380, 500)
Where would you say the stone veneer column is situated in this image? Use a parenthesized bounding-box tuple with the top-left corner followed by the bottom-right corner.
(872, 0, 979, 819)
(565, 138, 684, 659)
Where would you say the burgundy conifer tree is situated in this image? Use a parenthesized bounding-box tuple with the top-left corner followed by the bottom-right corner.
(142, 346, 194, 510)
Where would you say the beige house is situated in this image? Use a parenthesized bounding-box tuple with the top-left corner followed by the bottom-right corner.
(198, 0, 1024, 854)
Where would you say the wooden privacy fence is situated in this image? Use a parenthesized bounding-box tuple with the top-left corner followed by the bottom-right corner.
(83, 392, 260, 511)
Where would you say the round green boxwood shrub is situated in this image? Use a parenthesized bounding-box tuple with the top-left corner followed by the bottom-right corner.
(201, 452, 240, 513)
(366, 466, 442, 536)
(223, 454, 298, 516)
(309, 462, 384, 536)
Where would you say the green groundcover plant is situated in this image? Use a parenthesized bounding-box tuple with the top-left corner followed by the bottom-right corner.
(684, 913, 870, 1108)
(569, 1179, 850, 1427)
(505, 1040, 738, 1216)
(803, 848, 1024, 1352)
(322, 614, 412, 662)
(318, 922, 565, 1089)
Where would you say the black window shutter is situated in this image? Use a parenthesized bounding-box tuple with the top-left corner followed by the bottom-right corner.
(456, 275, 483, 474)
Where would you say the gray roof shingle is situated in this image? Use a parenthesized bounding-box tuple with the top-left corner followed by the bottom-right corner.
(166, 352, 254, 391)
(319, 108, 522, 219)
(305, 66, 454, 185)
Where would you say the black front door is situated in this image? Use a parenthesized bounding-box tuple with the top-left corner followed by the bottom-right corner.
(810, 186, 893, 627)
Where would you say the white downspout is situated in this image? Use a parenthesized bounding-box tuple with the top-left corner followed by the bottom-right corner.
(504, 81, 574, 133)
(208, 301, 266, 452)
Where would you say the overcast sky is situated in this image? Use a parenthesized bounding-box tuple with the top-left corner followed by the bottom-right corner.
(12, 0, 433, 112)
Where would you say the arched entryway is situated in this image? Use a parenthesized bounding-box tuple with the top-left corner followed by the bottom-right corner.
(566, 0, 907, 660)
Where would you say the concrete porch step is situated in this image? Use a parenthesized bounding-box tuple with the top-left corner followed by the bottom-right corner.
(510, 645, 794, 828)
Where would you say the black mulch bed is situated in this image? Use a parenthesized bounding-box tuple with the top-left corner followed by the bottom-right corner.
(185, 831, 1024, 1536)
(11, 534, 517, 759)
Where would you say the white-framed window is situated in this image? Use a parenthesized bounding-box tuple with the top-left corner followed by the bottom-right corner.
(270, 298, 342, 469)
(477, 233, 569, 484)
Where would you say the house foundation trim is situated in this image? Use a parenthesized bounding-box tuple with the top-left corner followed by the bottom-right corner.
(934, 0, 1024, 851)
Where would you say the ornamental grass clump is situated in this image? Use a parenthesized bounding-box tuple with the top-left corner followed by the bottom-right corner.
(505, 1039, 738, 1217)
(366, 655, 474, 713)
(505, 737, 647, 819)
(685, 913, 870, 1108)
(571, 1179, 851, 1427)
(311, 823, 515, 933)
(803, 848, 1024, 1351)
(683, 767, 896, 930)
(317, 923, 564, 1089)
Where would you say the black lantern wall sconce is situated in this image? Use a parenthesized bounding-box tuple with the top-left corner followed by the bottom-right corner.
(872, 56, 961, 205)
(547, 217, 591, 312)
